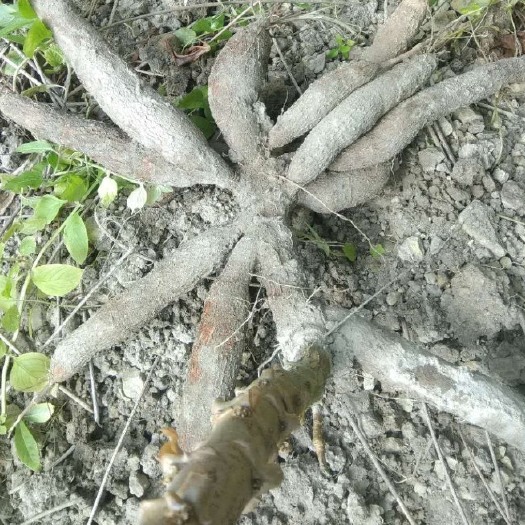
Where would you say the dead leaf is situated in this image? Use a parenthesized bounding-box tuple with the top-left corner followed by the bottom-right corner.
(497, 32, 525, 58)
(171, 43, 211, 66)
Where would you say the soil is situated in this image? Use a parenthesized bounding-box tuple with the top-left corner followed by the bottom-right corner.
(2, 1, 525, 524)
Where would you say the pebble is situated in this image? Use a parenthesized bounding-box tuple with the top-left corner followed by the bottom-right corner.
(386, 291, 400, 306)
(451, 157, 485, 186)
(458, 200, 505, 258)
(397, 236, 425, 262)
(482, 175, 496, 192)
(303, 52, 326, 74)
(499, 256, 512, 269)
(418, 147, 445, 172)
(129, 472, 150, 498)
(493, 167, 510, 184)
(501, 181, 525, 210)
(122, 370, 144, 400)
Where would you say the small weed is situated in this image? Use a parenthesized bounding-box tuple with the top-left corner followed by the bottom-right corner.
(326, 35, 356, 60)
(175, 85, 216, 139)
(300, 225, 386, 263)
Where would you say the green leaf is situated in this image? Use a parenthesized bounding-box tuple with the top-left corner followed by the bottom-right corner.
(32, 264, 83, 297)
(2, 305, 19, 333)
(176, 86, 208, 110)
(174, 27, 197, 47)
(191, 17, 213, 35)
(18, 0, 37, 19)
(0, 340, 6, 359)
(370, 243, 386, 258)
(24, 403, 54, 424)
(2, 168, 43, 193)
(14, 421, 40, 471)
(0, 275, 17, 313)
(213, 29, 233, 43)
(10, 352, 50, 392)
(326, 48, 339, 59)
(98, 175, 118, 207)
(16, 140, 53, 154)
(23, 19, 52, 58)
(54, 174, 89, 202)
(33, 195, 66, 224)
(63, 212, 88, 264)
(0, 19, 32, 40)
(190, 114, 216, 139)
(146, 185, 172, 206)
(42, 43, 64, 68)
(1, 50, 25, 75)
(20, 216, 47, 235)
(19, 236, 36, 256)
(210, 13, 225, 31)
(342, 243, 357, 262)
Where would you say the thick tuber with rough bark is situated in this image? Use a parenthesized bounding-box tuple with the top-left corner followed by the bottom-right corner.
(2, 0, 525, 523)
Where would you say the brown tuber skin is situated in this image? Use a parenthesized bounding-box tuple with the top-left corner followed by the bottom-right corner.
(140, 346, 331, 525)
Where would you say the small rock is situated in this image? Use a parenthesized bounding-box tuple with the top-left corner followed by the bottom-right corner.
(453, 106, 483, 126)
(500, 256, 512, 269)
(501, 181, 525, 210)
(385, 291, 400, 306)
(482, 175, 496, 192)
(438, 116, 453, 136)
(493, 168, 510, 184)
(383, 437, 405, 454)
(397, 236, 425, 262)
(129, 472, 149, 498)
(362, 372, 376, 391)
(471, 185, 484, 198)
(303, 52, 325, 74)
(451, 157, 485, 186)
(458, 200, 505, 258)
(418, 147, 445, 172)
(122, 370, 144, 400)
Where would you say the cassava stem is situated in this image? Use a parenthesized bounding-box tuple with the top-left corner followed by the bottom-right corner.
(140, 345, 331, 525)
(208, 20, 272, 164)
(330, 56, 525, 171)
(179, 237, 256, 452)
(32, 0, 235, 189)
(0, 90, 206, 188)
(50, 224, 241, 383)
(267, 0, 429, 149)
(287, 54, 436, 185)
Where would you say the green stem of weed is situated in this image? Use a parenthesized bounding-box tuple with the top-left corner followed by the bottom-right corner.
(1, 354, 10, 417)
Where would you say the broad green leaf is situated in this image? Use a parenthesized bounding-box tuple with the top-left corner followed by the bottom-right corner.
(127, 185, 147, 212)
(174, 27, 197, 47)
(2, 305, 19, 333)
(54, 174, 89, 202)
(0, 18, 32, 39)
(0, 275, 17, 313)
(0, 340, 6, 359)
(210, 13, 225, 31)
(15, 140, 53, 154)
(213, 30, 233, 43)
(190, 114, 216, 139)
(10, 352, 50, 392)
(19, 236, 36, 256)
(42, 43, 64, 68)
(370, 244, 386, 258)
(24, 403, 54, 424)
(176, 86, 208, 110)
(0, 4, 17, 26)
(326, 48, 339, 59)
(1, 50, 25, 75)
(23, 19, 52, 58)
(32, 264, 83, 297)
(98, 176, 118, 207)
(64, 212, 88, 264)
(18, 0, 37, 19)
(20, 216, 47, 235)
(2, 168, 43, 193)
(191, 17, 212, 34)
(33, 195, 66, 224)
(14, 421, 40, 471)
(342, 243, 357, 263)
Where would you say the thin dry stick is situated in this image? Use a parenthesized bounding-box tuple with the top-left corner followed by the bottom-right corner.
(458, 429, 511, 525)
(42, 247, 133, 348)
(19, 500, 79, 525)
(88, 360, 100, 425)
(347, 414, 417, 525)
(58, 385, 94, 414)
(421, 403, 471, 525)
(47, 444, 76, 470)
(108, 0, 120, 26)
(86, 356, 160, 525)
(485, 430, 512, 523)
(272, 36, 303, 95)
(103, 0, 352, 28)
